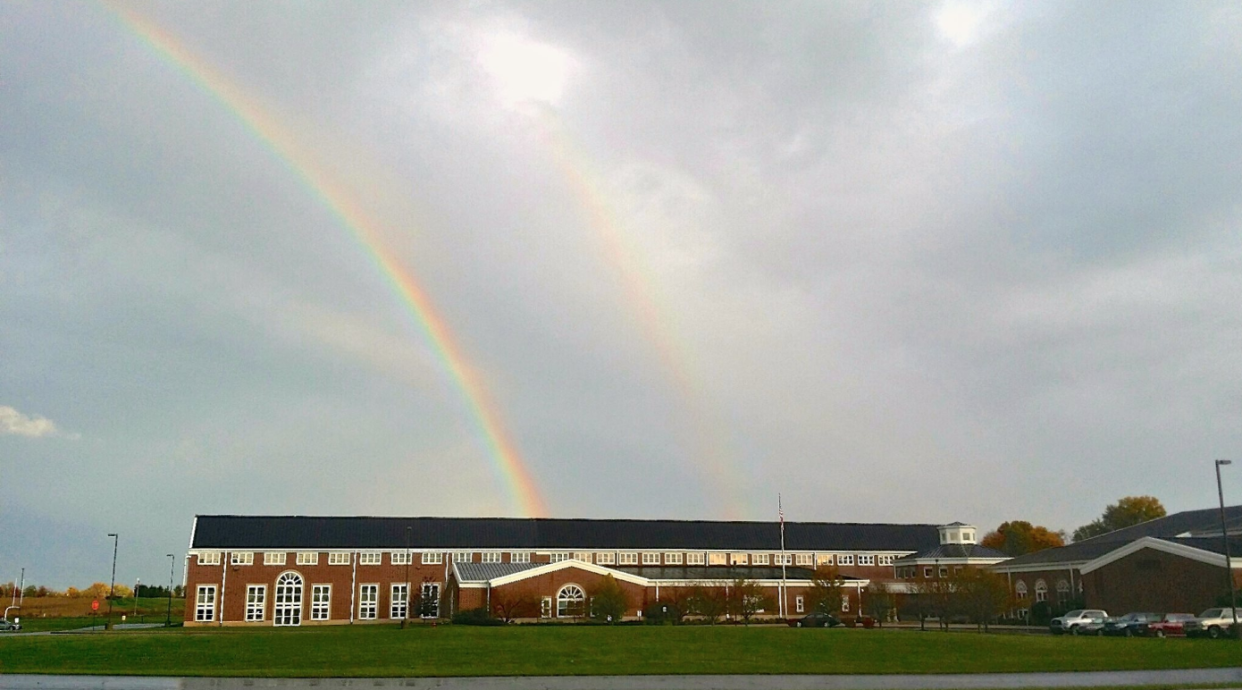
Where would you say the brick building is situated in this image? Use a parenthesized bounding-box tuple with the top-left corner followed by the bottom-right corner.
(182, 515, 938, 626)
(1078, 536, 1242, 615)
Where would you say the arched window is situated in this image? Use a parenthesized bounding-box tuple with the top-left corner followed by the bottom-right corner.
(1056, 579, 1070, 603)
(274, 571, 303, 626)
(1014, 581, 1027, 599)
(557, 584, 585, 618)
(1034, 579, 1047, 603)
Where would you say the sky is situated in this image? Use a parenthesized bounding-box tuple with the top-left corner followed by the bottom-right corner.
(2, 0, 1241, 589)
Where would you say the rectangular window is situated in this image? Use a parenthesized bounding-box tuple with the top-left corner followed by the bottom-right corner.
(774, 554, 792, 566)
(265, 552, 288, 566)
(358, 584, 378, 620)
(596, 552, 615, 565)
(549, 553, 570, 563)
(391, 552, 412, 566)
(939, 567, 948, 578)
(858, 555, 875, 566)
(391, 584, 408, 620)
(541, 596, 552, 618)
(752, 553, 770, 565)
(245, 585, 265, 622)
(311, 584, 331, 621)
(795, 553, 813, 566)
(328, 552, 349, 565)
(480, 552, 501, 564)
(231, 552, 253, 566)
(422, 552, 443, 565)
(686, 552, 705, 565)
(420, 583, 440, 618)
(730, 553, 749, 565)
(642, 552, 660, 565)
(796, 596, 804, 613)
(708, 552, 727, 565)
(573, 552, 592, 562)
(924, 567, 933, 578)
(665, 552, 683, 565)
(198, 552, 221, 566)
(296, 552, 318, 566)
(453, 552, 473, 563)
(838, 555, 854, 566)
(841, 594, 850, 612)
(878, 555, 894, 566)
(195, 585, 216, 622)
(816, 554, 834, 566)
(358, 552, 381, 566)
(511, 552, 531, 563)
(619, 552, 638, 565)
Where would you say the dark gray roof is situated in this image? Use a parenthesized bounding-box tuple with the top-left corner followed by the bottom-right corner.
(454, 562, 542, 582)
(997, 505, 1242, 570)
(894, 544, 1009, 562)
(613, 566, 838, 581)
(1165, 536, 1242, 557)
(191, 515, 940, 551)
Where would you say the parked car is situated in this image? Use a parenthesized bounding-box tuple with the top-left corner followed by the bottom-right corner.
(1100, 612, 1161, 637)
(0, 619, 20, 632)
(1185, 608, 1241, 639)
(1050, 609, 1108, 635)
(789, 612, 842, 628)
(1142, 613, 1196, 638)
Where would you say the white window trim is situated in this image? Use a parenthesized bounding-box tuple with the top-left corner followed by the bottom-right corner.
(311, 584, 331, 621)
(245, 585, 265, 622)
(231, 552, 253, 566)
(391, 552, 412, 566)
(453, 552, 473, 563)
(328, 552, 349, 565)
(480, 552, 502, 564)
(686, 552, 705, 565)
(752, 553, 770, 565)
(359, 552, 381, 566)
(618, 552, 638, 565)
(838, 555, 854, 566)
(511, 552, 531, 563)
(422, 552, 443, 565)
(596, 552, 616, 565)
(665, 553, 684, 565)
(795, 553, 813, 566)
(265, 552, 287, 566)
(296, 552, 318, 566)
(358, 584, 379, 620)
(195, 585, 217, 622)
(198, 552, 221, 566)
(641, 552, 660, 565)
(391, 583, 409, 620)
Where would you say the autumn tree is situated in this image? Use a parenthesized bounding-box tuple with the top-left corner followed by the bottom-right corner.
(981, 521, 1066, 556)
(1072, 496, 1166, 542)
(725, 578, 773, 624)
(491, 590, 540, 622)
(805, 566, 845, 616)
(590, 575, 628, 623)
(951, 569, 1012, 631)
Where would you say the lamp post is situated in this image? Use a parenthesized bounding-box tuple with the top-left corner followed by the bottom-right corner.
(166, 554, 175, 627)
(134, 577, 141, 618)
(106, 533, 118, 630)
(401, 526, 412, 629)
(1215, 459, 1238, 635)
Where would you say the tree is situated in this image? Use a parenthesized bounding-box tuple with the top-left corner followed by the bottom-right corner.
(685, 584, 727, 624)
(863, 582, 894, 625)
(491, 590, 540, 623)
(416, 585, 440, 619)
(951, 569, 1012, 631)
(981, 521, 1066, 556)
(725, 579, 773, 624)
(589, 575, 628, 623)
(1072, 496, 1166, 542)
(805, 566, 845, 616)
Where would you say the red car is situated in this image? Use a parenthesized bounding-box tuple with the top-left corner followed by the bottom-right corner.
(1143, 613, 1196, 637)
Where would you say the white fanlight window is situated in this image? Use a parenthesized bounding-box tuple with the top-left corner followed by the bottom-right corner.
(557, 584, 586, 618)
(273, 572, 303, 626)
(1034, 580, 1048, 603)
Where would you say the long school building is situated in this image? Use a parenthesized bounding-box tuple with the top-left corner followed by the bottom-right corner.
(183, 515, 942, 626)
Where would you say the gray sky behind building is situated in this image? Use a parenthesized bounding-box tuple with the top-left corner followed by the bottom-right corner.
(2, 0, 1240, 587)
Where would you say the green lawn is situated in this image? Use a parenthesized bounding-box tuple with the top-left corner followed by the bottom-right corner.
(0, 626, 1239, 677)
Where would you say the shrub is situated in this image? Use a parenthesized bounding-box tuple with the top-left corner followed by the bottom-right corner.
(643, 600, 683, 625)
(451, 608, 504, 626)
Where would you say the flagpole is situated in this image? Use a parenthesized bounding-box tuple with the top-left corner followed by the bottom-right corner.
(779, 494, 788, 618)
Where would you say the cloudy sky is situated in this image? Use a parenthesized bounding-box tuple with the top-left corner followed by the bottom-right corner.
(2, 0, 1240, 588)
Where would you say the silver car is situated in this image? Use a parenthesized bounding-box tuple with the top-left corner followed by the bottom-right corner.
(1049, 609, 1108, 635)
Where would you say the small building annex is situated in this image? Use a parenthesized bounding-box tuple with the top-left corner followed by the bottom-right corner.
(182, 515, 941, 626)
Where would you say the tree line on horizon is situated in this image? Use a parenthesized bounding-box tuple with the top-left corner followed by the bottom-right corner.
(0, 582, 184, 600)
(980, 495, 1167, 557)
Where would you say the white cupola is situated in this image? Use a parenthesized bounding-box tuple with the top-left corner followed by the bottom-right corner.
(938, 522, 978, 545)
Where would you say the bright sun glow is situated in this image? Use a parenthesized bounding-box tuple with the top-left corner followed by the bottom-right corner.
(935, 3, 987, 48)
(478, 33, 572, 109)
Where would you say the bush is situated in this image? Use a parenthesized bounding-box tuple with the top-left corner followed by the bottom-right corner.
(643, 600, 683, 625)
(1030, 601, 1053, 625)
(451, 608, 504, 626)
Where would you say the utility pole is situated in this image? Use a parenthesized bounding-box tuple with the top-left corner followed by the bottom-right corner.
(1216, 460, 1238, 636)
(107, 533, 118, 630)
(166, 554, 175, 627)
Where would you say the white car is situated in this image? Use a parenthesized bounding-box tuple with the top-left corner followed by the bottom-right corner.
(1049, 609, 1108, 635)
(1185, 608, 1240, 639)
(0, 619, 20, 632)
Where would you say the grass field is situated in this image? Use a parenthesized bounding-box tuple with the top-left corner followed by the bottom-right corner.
(6, 597, 184, 632)
(1, 625, 1240, 677)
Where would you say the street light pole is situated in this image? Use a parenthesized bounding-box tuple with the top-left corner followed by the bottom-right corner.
(1216, 459, 1238, 636)
(402, 526, 411, 629)
(107, 533, 118, 630)
(134, 578, 141, 618)
(166, 554, 175, 627)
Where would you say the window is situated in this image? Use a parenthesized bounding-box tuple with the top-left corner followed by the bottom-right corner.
(924, 567, 933, 578)
(619, 552, 638, 565)
(938, 567, 948, 578)
(541, 596, 553, 618)
(752, 553, 770, 565)
(358, 552, 381, 566)
(549, 553, 570, 563)
(231, 552, 253, 566)
(708, 552, 727, 565)
(857, 555, 875, 566)
(358, 584, 378, 620)
(730, 553, 748, 565)
(838, 555, 854, 566)
(774, 554, 792, 565)
(878, 555, 894, 566)
(265, 552, 288, 566)
(453, 552, 473, 563)
(296, 552, 318, 566)
(1034, 580, 1048, 603)
(198, 552, 221, 566)
(274, 572, 303, 626)
(817, 554, 834, 566)
(665, 552, 683, 565)
(841, 594, 850, 612)
(1015, 581, 1028, 599)
(391, 584, 408, 620)
(328, 552, 349, 565)
(481, 552, 501, 564)
(795, 553, 813, 566)
(686, 552, 705, 565)
(391, 552, 412, 566)
(420, 583, 440, 618)
(642, 552, 660, 565)
(311, 584, 330, 620)
(596, 552, 615, 565)
(245, 585, 265, 621)
(1056, 580, 1070, 604)
(557, 584, 586, 618)
(573, 552, 592, 562)
(795, 596, 804, 613)
(511, 552, 531, 563)
(195, 585, 216, 621)
(422, 552, 443, 564)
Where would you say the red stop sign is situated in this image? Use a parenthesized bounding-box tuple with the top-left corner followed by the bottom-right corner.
(91, 600, 99, 611)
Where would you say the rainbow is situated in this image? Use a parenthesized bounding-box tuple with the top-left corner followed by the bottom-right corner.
(105, 3, 547, 517)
